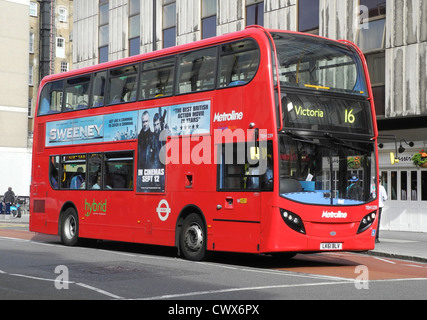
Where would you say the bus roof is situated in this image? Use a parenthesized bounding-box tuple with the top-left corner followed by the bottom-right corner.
(39, 26, 352, 86)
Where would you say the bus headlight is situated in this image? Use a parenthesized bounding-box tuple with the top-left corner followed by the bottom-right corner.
(357, 211, 377, 234)
(280, 209, 306, 234)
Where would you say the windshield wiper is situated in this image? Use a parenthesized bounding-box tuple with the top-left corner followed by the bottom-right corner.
(323, 132, 371, 153)
(280, 130, 336, 149)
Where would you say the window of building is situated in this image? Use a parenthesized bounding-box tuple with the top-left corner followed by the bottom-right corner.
(29, 65, 34, 86)
(357, 1, 386, 117)
(56, 37, 65, 58)
(246, 0, 264, 26)
(30, 2, 38, 17)
(129, 0, 140, 56)
(99, 0, 109, 63)
(60, 61, 69, 73)
(358, 18, 386, 52)
(298, 0, 319, 34)
(58, 7, 67, 23)
(163, 0, 176, 48)
(29, 32, 35, 53)
(360, 0, 386, 19)
(28, 98, 33, 117)
(202, 0, 217, 39)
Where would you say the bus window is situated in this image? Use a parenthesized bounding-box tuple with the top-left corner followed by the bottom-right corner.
(38, 80, 64, 115)
(64, 75, 91, 111)
(108, 64, 139, 104)
(61, 154, 87, 190)
(218, 141, 273, 191)
(104, 151, 134, 190)
(140, 57, 175, 99)
(177, 47, 217, 94)
(49, 156, 60, 189)
(88, 153, 103, 189)
(91, 71, 107, 107)
(218, 39, 260, 88)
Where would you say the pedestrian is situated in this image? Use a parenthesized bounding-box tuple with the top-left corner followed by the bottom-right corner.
(377, 178, 388, 243)
(3, 187, 15, 215)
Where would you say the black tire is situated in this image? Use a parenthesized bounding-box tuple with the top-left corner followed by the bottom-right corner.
(60, 208, 79, 246)
(179, 213, 207, 261)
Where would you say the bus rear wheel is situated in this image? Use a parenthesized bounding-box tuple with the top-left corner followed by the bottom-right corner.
(180, 213, 207, 261)
(60, 208, 79, 246)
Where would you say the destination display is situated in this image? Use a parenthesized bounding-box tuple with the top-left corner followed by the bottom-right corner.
(282, 93, 373, 135)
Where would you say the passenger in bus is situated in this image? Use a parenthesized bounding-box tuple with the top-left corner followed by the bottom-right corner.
(346, 174, 362, 200)
(92, 175, 102, 189)
(70, 167, 85, 189)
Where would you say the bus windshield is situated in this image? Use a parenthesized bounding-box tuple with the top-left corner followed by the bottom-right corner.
(271, 32, 368, 96)
(278, 133, 377, 206)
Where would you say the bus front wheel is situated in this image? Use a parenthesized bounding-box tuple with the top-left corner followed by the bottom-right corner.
(60, 208, 79, 246)
(180, 213, 207, 261)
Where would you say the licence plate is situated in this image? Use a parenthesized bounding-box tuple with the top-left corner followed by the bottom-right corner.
(320, 243, 342, 250)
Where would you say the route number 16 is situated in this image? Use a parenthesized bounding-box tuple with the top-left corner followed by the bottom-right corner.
(345, 109, 355, 124)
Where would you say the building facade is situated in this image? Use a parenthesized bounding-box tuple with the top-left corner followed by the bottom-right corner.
(72, 0, 427, 232)
(0, 0, 31, 197)
(29, 0, 74, 132)
(0, 0, 73, 198)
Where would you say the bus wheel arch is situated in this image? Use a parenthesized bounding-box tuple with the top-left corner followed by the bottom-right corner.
(175, 205, 208, 261)
(59, 202, 80, 246)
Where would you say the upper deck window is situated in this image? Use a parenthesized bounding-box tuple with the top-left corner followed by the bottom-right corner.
(38, 80, 64, 116)
(64, 75, 91, 111)
(107, 64, 139, 104)
(271, 32, 368, 96)
(140, 57, 175, 99)
(218, 39, 260, 88)
(177, 47, 217, 94)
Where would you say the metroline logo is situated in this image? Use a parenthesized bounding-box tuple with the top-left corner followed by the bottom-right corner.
(213, 110, 244, 122)
(322, 211, 348, 218)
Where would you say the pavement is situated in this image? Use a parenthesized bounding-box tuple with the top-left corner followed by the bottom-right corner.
(1, 213, 426, 263)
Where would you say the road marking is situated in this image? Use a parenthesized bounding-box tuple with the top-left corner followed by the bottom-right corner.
(141, 277, 427, 300)
(373, 257, 396, 264)
(380, 238, 418, 243)
(10, 273, 68, 283)
(76, 282, 124, 300)
(141, 281, 354, 300)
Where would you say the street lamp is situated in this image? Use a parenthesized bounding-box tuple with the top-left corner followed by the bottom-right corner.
(398, 139, 414, 153)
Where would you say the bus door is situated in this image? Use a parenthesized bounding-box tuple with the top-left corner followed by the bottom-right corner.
(213, 190, 261, 253)
(213, 141, 272, 253)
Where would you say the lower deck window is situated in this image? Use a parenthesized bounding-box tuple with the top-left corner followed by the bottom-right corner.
(49, 151, 134, 191)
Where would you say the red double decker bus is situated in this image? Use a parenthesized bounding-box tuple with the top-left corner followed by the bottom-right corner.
(30, 26, 379, 261)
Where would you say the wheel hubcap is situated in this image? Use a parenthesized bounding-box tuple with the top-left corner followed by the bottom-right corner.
(184, 223, 203, 252)
(64, 216, 76, 240)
